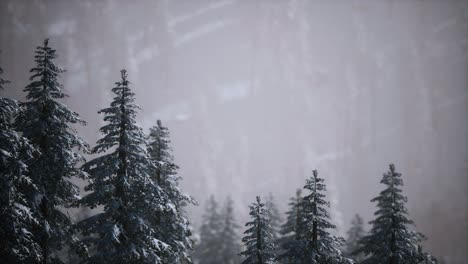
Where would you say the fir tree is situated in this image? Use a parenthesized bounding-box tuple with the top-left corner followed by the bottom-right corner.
(16, 39, 88, 264)
(357, 164, 437, 264)
(147, 119, 195, 263)
(277, 189, 307, 264)
(300, 170, 352, 264)
(195, 195, 223, 264)
(77, 70, 169, 264)
(0, 66, 42, 263)
(344, 214, 365, 263)
(218, 196, 242, 264)
(240, 196, 277, 264)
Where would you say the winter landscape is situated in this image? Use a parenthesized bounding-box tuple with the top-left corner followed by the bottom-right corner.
(1, 0, 467, 264)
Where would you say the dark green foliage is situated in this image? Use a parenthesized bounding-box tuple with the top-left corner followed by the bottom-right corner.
(357, 164, 436, 264)
(77, 70, 168, 264)
(16, 39, 88, 263)
(240, 196, 277, 264)
(0, 66, 42, 263)
(147, 120, 195, 263)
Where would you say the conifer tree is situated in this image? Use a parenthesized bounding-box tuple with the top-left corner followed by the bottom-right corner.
(16, 39, 88, 264)
(344, 214, 365, 263)
(195, 195, 223, 264)
(77, 70, 169, 264)
(147, 119, 195, 263)
(357, 164, 437, 264)
(300, 170, 352, 264)
(277, 189, 307, 264)
(218, 196, 242, 264)
(0, 66, 42, 263)
(240, 196, 277, 264)
(265, 193, 282, 242)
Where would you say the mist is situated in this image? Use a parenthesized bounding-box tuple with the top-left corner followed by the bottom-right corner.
(1, 0, 467, 262)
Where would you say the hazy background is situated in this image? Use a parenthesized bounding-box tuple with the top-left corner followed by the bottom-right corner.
(1, 0, 467, 262)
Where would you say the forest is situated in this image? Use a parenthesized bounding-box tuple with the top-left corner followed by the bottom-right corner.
(0, 39, 441, 264)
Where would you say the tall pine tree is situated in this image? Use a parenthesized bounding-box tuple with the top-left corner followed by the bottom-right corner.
(277, 189, 307, 264)
(357, 164, 436, 264)
(16, 39, 88, 264)
(77, 70, 169, 264)
(218, 196, 242, 264)
(300, 170, 352, 264)
(0, 66, 42, 263)
(195, 195, 223, 264)
(147, 119, 195, 263)
(240, 196, 277, 264)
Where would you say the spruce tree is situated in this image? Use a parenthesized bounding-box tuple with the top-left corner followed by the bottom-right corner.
(277, 189, 307, 264)
(77, 70, 169, 264)
(147, 119, 195, 263)
(240, 196, 277, 264)
(16, 39, 88, 264)
(195, 195, 223, 264)
(344, 214, 365, 263)
(357, 164, 437, 264)
(0, 66, 42, 263)
(218, 196, 242, 264)
(300, 170, 352, 264)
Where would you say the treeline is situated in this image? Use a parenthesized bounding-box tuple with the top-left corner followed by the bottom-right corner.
(194, 166, 438, 264)
(1, 39, 438, 264)
(1, 39, 194, 264)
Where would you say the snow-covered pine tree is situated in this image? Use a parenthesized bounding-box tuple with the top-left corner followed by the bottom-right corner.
(277, 189, 308, 264)
(344, 214, 365, 263)
(218, 196, 242, 264)
(77, 70, 169, 264)
(0, 66, 42, 263)
(15, 39, 88, 264)
(357, 164, 437, 264)
(147, 119, 195, 263)
(240, 196, 277, 264)
(301, 170, 352, 264)
(195, 195, 223, 264)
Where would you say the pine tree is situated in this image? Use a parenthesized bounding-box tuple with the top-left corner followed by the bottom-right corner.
(16, 39, 88, 264)
(147, 119, 195, 263)
(300, 170, 352, 264)
(344, 214, 365, 263)
(277, 189, 308, 264)
(218, 196, 242, 264)
(0, 66, 42, 263)
(357, 164, 437, 264)
(77, 70, 169, 264)
(240, 196, 277, 264)
(195, 195, 224, 264)
(265, 193, 282, 242)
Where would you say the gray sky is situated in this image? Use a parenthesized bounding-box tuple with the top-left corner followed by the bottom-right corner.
(1, 0, 467, 262)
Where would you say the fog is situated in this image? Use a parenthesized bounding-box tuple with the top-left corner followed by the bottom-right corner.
(1, 0, 467, 262)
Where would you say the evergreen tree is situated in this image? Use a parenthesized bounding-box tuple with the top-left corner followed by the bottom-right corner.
(344, 214, 365, 263)
(277, 189, 307, 264)
(300, 170, 352, 264)
(265, 193, 282, 242)
(218, 196, 242, 264)
(147, 119, 195, 263)
(240, 196, 277, 264)
(0, 66, 42, 263)
(357, 164, 437, 264)
(195, 195, 223, 264)
(77, 70, 169, 264)
(16, 39, 88, 264)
